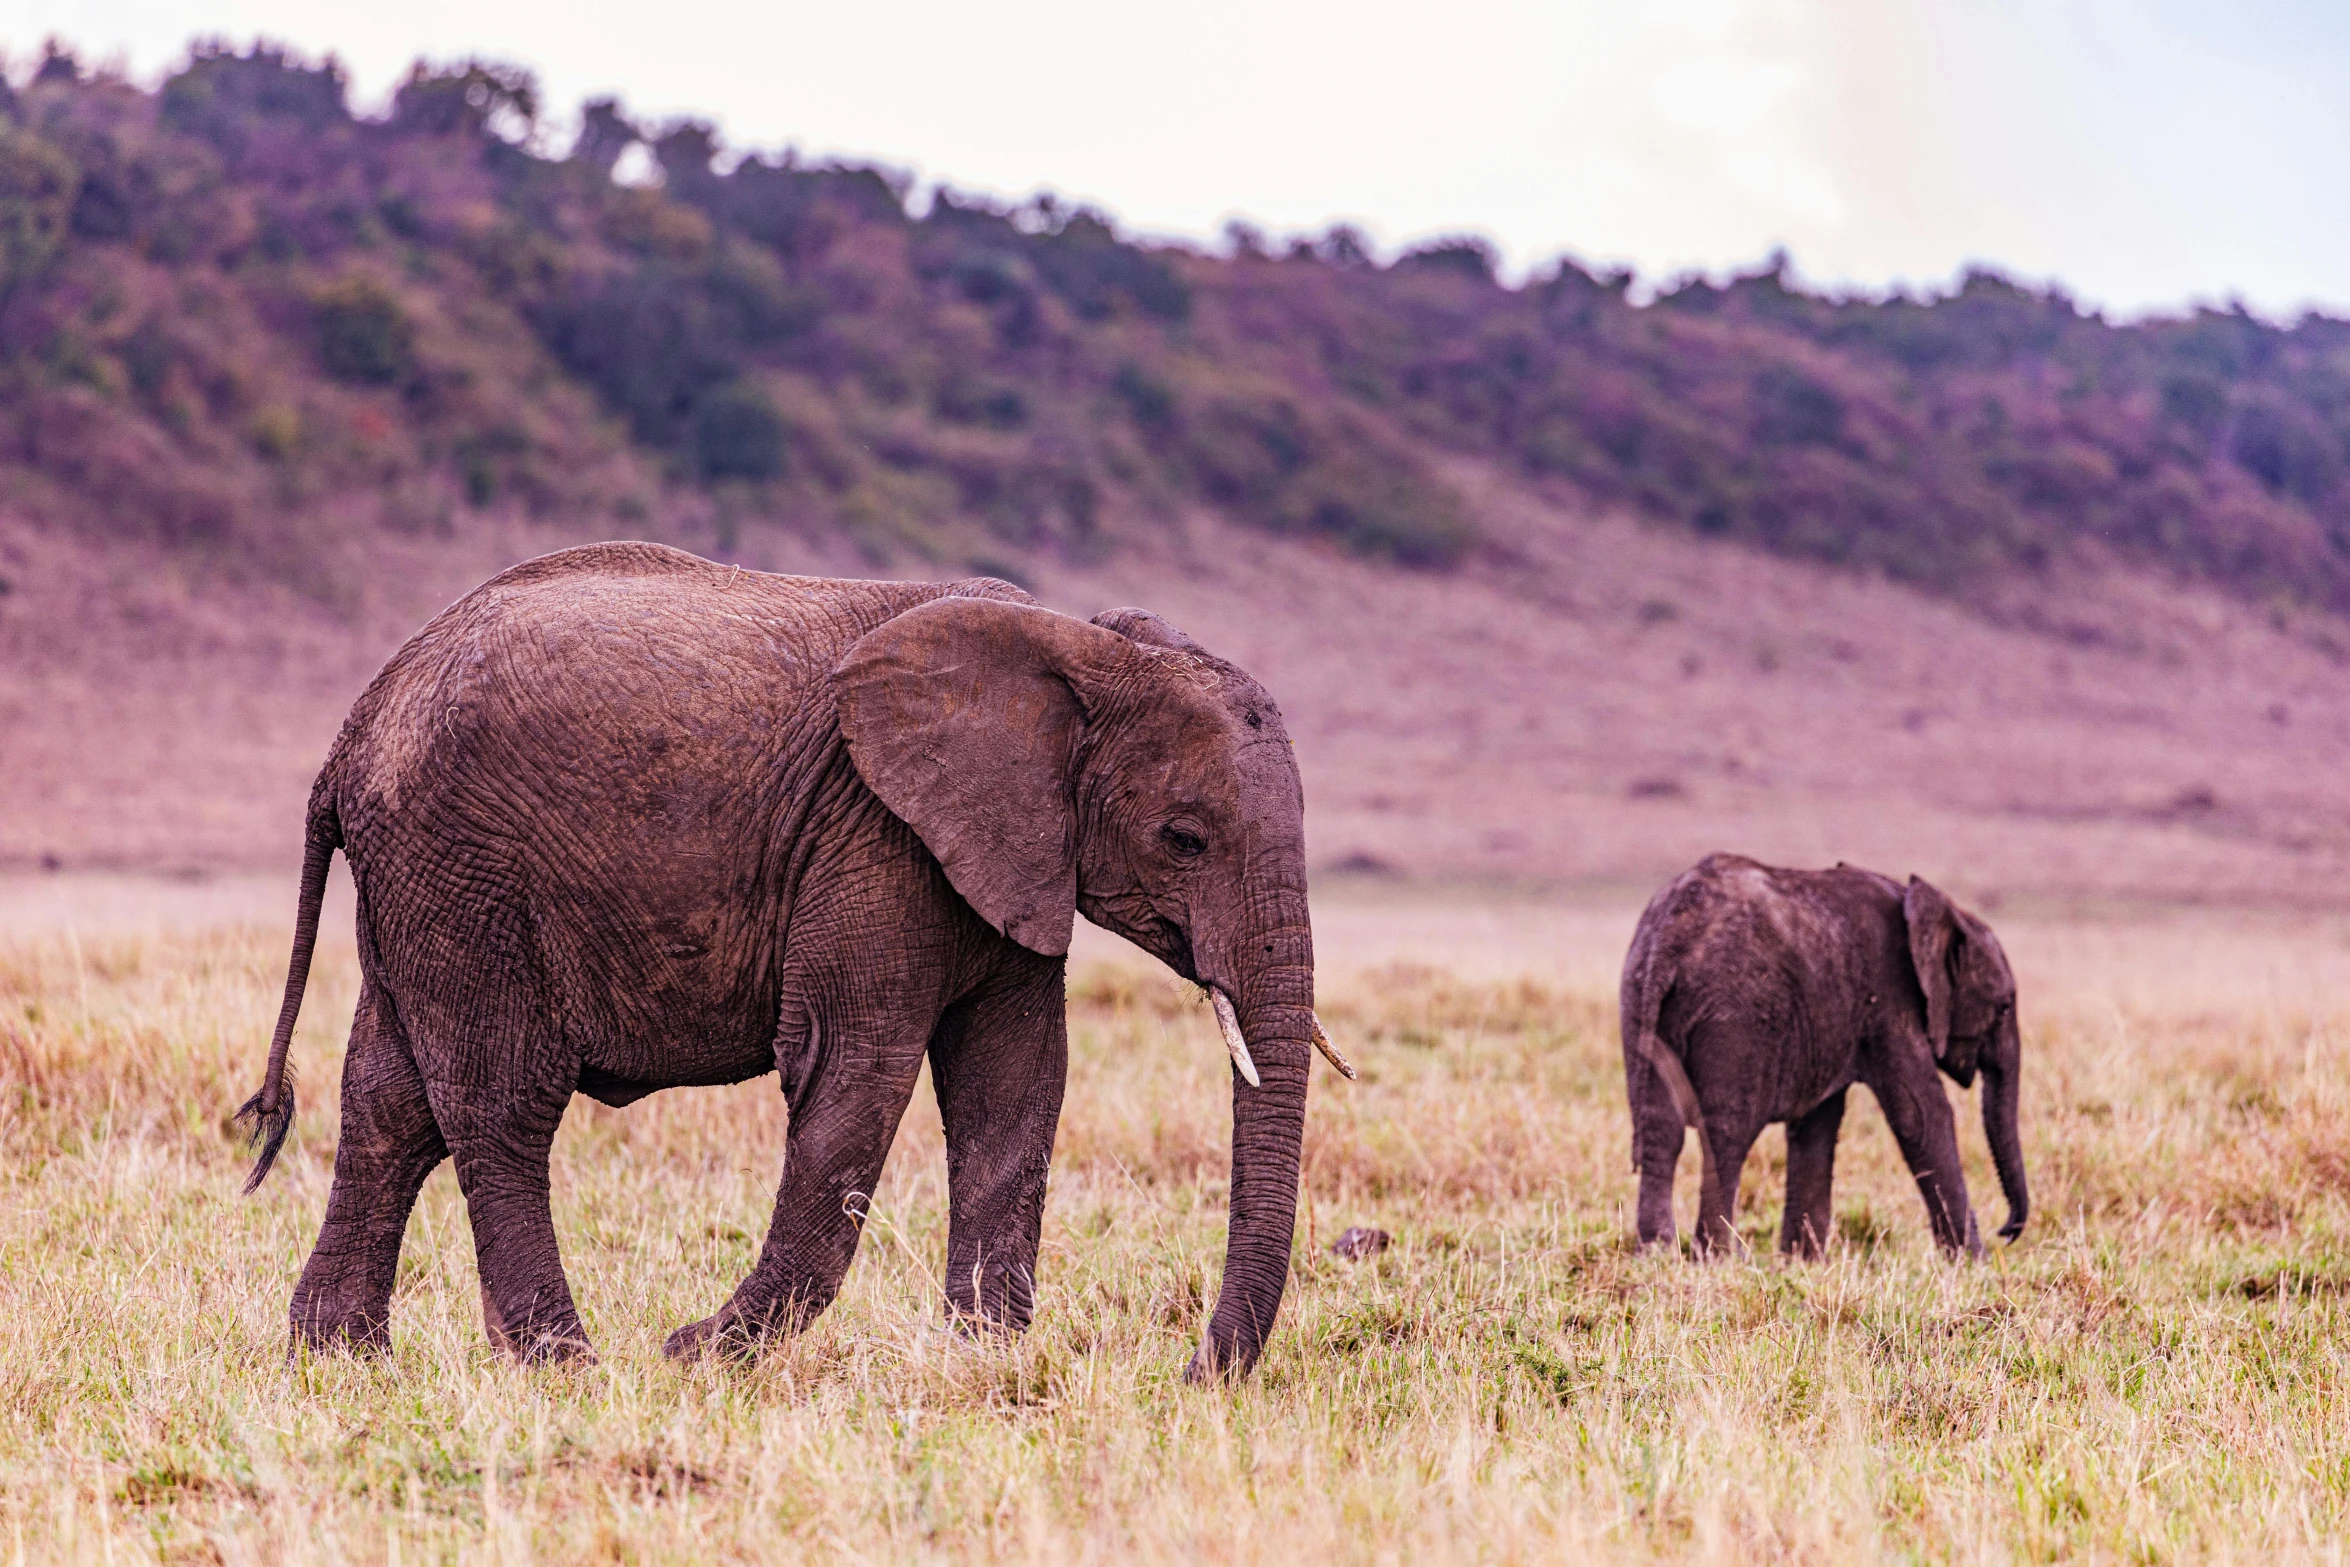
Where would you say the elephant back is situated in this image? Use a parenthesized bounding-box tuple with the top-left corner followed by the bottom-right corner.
(325, 544, 1035, 824)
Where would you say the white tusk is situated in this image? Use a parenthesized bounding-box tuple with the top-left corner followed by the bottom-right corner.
(1210, 990, 1260, 1087)
(1311, 1012, 1358, 1081)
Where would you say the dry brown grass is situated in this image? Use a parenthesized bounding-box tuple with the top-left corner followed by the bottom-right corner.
(2, 895, 2349, 1563)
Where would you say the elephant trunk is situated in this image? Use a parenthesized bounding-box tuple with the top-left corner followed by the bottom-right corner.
(1982, 1016, 2028, 1241)
(1186, 893, 1313, 1382)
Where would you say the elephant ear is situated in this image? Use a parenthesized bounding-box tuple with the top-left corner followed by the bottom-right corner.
(1092, 606, 1204, 653)
(1903, 876, 1961, 1062)
(832, 595, 1131, 956)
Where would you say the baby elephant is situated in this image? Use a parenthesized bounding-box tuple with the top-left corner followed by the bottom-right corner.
(1620, 854, 2028, 1257)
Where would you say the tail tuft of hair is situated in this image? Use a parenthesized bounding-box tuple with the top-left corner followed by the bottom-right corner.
(233, 1061, 298, 1195)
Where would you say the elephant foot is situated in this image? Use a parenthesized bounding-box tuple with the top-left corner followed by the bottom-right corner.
(506, 1330, 598, 1367)
(1928, 1212, 1985, 1262)
(485, 1310, 598, 1366)
(289, 1268, 399, 1359)
(1183, 1335, 1256, 1386)
(663, 1309, 780, 1363)
(1690, 1224, 1749, 1261)
(477, 1281, 598, 1364)
(484, 1321, 597, 1365)
(944, 1312, 993, 1344)
(943, 1299, 1029, 1341)
(1779, 1221, 1832, 1262)
(287, 1313, 393, 1362)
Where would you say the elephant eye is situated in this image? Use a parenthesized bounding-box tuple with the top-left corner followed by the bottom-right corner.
(1160, 823, 1208, 859)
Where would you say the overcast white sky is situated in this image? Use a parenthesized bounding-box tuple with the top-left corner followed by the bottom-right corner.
(9, 0, 2346, 318)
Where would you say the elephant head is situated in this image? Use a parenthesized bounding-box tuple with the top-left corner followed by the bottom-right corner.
(1903, 878, 2028, 1242)
(832, 593, 1327, 1378)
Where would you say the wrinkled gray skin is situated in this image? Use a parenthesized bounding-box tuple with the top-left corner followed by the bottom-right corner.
(1620, 854, 2028, 1258)
(237, 542, 1316, 1380)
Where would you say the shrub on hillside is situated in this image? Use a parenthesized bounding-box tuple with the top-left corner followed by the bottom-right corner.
(533, 248, 818, 453)
(537, 269, 727, 441)
(389, 61, 537, 142)
(918, 193, 1189, 328)
(1395, 237, 1499, 283)
(159, 43, 349, 160)
(2160, 374, 2230, 444)
(2230, 398, 2339, 505)
(1751, 367, 1846, 448)
(1026, 207, 1190, 323)
(1174, 390, 1470, 567)
(934, 374, 1027, 430)
(0, 128, 78, 300)
(568, 97, 638, 174)
(311, 276, 414, 386)
(691, 382, 786, 482)
(1112, 362, 1175, 432)
(649, 132, 908, 271)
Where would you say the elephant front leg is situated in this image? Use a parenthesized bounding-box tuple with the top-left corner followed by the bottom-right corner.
(1869, 1060, 1981, 1258)
(930, 954, 1068, 1333)
(663, 1019, 928, 1361)
(1779, 1089, 1846, 1259)
(1692, 1109, 1765, 1259)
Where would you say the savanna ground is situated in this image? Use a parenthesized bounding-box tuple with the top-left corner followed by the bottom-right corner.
(3, 877, 2349, 1564)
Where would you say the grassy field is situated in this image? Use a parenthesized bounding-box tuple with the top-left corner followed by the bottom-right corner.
(3, 892, 2349, 1563)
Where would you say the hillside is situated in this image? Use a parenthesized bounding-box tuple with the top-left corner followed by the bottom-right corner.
(4, 42, 2348, 602)
(3, 42, 2349, 907)
(10, 450, 2348, 908)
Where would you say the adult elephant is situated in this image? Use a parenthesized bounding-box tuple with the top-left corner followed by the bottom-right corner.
(236, 542, 1347, 1380)
(1620, 853, 2028, 1258)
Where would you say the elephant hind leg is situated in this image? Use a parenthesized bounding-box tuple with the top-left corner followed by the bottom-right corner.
(441, 1116, 591, 1362)
(1630, 1065, 1686, 1250)
(290, 983, 447, 1356)
(1780, 1089, 1847, 1259)
(412, 1003, 593, 1363)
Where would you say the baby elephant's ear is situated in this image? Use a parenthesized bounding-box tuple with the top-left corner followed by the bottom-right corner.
(832, 595, 1130, 956)
(1903, 876, 1961, 1061)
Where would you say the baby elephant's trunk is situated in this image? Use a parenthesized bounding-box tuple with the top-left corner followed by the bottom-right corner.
(1982, 1016, 2029, 1241)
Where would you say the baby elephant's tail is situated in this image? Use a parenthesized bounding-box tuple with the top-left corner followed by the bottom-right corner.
(235, 797, 340, 1193)
(1630, 966, 1720, 1237)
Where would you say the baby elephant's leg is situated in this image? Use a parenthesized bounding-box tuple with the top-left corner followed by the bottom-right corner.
(1780, 1089, 1847, 1258)
(1629, 1061, 1687, 1248)
(1693, 1117, 1765, 1258)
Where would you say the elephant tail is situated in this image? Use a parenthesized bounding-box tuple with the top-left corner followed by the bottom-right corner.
(235, 792, 341, 1194)
(1631, 968, 1719, 1232)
